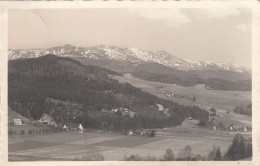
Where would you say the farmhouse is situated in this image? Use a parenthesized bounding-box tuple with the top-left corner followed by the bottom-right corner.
(39, 114, 57, 127)
(188, 116, 193, 120)
(156, 104, 164, 111)
(13, 119, 22, 125)
(243, 126, 248, 132)
(78, 124, 84, 133)
(63, 125, 68, 131)
(111, 107, 136, 118)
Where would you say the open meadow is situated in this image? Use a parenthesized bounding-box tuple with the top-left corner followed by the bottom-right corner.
(9, 120, 250, 161)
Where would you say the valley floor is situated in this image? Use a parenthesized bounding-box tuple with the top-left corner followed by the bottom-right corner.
(8, 120, 251, 161)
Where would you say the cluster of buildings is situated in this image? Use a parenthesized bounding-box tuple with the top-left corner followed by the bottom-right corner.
(155, 104, 171, 116)
(128, 129, 155, 137)
(102, 107, 136, 118)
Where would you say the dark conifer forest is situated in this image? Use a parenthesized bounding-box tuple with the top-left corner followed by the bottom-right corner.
(8, 54, 209, 132)
(132, 71, 251, 91)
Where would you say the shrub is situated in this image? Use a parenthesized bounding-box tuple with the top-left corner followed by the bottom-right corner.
(194, 154, 203, 161)
(233, 104, 251, 116)
(150, 130, 155, 137)
(74, 150, 104, 161)
(20, 130, 25, 135)
(178, 145, 192, 160)
(163, 148, 174, 161)
(192, 96, 196, 102)
(216, 122, 225, 130)
(208, 146, 221, 161)
(123, 154, 142, 161)
(145, 155, 157, 161)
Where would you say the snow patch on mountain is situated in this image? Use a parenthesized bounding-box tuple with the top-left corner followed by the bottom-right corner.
(8, 45, 251, 73)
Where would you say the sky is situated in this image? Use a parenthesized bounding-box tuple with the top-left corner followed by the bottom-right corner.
(8, 8, 252, 68)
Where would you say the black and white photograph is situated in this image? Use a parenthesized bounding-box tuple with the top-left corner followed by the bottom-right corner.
(1, 1, 260, 165)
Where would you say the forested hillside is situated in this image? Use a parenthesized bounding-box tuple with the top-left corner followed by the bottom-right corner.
(75, 57, 251, 91)
(8, 55, 209, 131)
(132, 71, 251, 91)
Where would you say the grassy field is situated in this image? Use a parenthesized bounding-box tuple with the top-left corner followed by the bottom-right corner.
(112, 73, 252, 126)
(8, 120, 251, 161)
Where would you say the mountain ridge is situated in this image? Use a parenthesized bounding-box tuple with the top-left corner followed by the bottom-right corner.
(8, 44, 251, 73)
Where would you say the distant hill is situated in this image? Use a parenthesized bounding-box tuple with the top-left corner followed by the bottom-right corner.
(8, 54, 209, 131)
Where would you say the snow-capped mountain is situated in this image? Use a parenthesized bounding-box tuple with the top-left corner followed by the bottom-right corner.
(8, 44, 250, 73)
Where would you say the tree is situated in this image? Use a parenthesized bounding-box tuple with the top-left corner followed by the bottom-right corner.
(245, 143, 252, 158)
(192, 96, 196, 102)
(225, 134, 246, 160)
(123, 154, 142, 161)
(178, 145, 192, 160)
(150, 130, 155, 137)
(163, 148, 174, 161)
(216, 147, 221, 160)
(208, 146, 221, 161)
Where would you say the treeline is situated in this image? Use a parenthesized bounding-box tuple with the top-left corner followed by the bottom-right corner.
(132, 71, 203, 86)
(233, 103, 252, 116)
(8, 54, 208, 130)
(122, 134, 252, 161)
(132, 71, 251, 91)
(205, 78, 251, 91)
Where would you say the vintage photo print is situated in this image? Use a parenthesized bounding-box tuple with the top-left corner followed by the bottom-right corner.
(1, 1, 260, 166)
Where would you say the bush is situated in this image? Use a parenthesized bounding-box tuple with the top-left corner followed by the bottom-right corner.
(192, 96, 196, 102)
(178, 145, 192, 160)
(74, 150, 104, 161)
(150, 130, 155, 137)
(216, 122, 225, 130)
(208, 146, 221, 161)
(20, 130, 25, 135)
(123, 154, 158, 161)
(163, 148, 174, 161)
(145, 155, 157, 161)
(194, 154, 203, 161)
(233, 104, 251, 116)
(123, 154, 142, 161)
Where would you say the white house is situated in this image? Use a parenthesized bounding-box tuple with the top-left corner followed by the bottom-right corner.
(63, 125, 68, 131)
(243, 126, 247, 132)
(78, 124, 84, 133)
(13, 119, 22, 125)
(156, 104, 164, 111)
